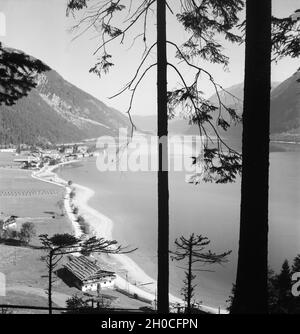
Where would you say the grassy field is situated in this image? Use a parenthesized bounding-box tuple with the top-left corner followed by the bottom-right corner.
(0, 152, 19, 168)
(0, 152, 76, 312)
(0, 168, 66, 218)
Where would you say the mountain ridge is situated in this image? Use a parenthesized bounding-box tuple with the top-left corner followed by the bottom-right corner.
(0, 47, 130, 146)
(133, 74, 300, 145)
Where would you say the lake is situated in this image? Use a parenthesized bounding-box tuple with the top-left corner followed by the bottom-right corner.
(57, 141, 300, 309)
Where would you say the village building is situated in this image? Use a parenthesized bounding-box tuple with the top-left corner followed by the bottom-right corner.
(77, 145, 88, 154)
(64, 147, 74, 155)
(64, 255, 116, 292)
(0, 215, 18, 231)
(14, 156, 41, 169)
(0, 148, 16, 153)
(41, 149, 60, 160)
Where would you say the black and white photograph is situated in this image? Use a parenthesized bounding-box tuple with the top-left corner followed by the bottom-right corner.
(0, 0, 299, 318)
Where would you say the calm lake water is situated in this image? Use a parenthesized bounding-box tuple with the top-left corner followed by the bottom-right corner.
(57, 143, 300, 309)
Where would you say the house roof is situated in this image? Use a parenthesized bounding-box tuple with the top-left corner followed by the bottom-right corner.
(64, 255, 115, 282)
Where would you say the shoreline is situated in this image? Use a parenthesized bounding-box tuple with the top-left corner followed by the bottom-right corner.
(32, 159, 225, 314)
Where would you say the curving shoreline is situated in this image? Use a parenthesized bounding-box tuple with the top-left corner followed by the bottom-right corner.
(32, 160, 224, 314)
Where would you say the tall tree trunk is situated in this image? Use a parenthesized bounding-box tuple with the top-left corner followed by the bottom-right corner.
(48, 251, 53, 315)
(187, 242, 192, 314)
(232, 0, 272, 314)
(157, 0, 169, 313)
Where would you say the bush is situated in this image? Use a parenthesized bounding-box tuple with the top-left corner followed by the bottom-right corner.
(69, 189, 76, 199)
(80, 224, 90, 235)
(77, 215, 84, 224)
(2, 228, 20, 240)
(77, 216, 90, 235)
(56, 199, 65, 216)
(0, 219, 4, 239)
(66, 294, 89, 310)
(19, 222, 36, 244)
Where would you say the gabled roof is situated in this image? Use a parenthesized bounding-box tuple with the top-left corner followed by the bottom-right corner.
(64, 255, 115, 282)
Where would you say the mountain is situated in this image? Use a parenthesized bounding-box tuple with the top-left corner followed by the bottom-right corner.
(184, 81, 282, 145)
(206, 74, 300, 143)
(270, 71, 300, 134)
(134, 75, 300, 148)
(133, 81, 282, 140)
(0, 48, 130, 145)
(209, 81, 280, 107)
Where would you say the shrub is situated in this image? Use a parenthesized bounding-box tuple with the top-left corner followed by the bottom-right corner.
(69, 189, 76, 199)
(19, 222, 36, 244)
(77, 216, 90, 235)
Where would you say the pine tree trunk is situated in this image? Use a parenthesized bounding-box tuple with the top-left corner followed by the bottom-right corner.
(187, 243, 192, 314)
(48, 251, 53, 315)
(157, 0, 169, 313)
(232, 0, 272, 314)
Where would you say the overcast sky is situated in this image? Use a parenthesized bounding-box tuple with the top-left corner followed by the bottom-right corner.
(0, 0, 299, 116)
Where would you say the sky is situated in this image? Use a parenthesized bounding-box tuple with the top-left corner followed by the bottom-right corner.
(0, 0, 299, 116)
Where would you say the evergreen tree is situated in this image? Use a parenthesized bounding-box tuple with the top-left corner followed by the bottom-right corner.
(19, 222, 36, 245)
(231, 0, 272, 314)
(0, 43, 49, 106)
(171, 233, 231, 314)
(272, 9, 300, 61)
(274, 260, 293, 313)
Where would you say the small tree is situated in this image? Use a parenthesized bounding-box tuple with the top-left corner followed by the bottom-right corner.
(77, 215, 90, 235)
(69, 189, 76, 199)
(171, 233, 231, 314)
(66, 293, 111, 313)
(56, 199, 65, 216)
(274, 260, 293, 313)
(20, 222, 36, 244)
(39, 233, 135, 314)
(40, 234, 78, 315)
(292, 255, 300, 274)
(66, 294, 89, 311)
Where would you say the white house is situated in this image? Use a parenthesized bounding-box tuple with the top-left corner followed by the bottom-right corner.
(64, 255, 116, 292)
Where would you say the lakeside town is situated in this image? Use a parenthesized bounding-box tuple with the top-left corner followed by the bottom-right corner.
(0, 143, 98, 170)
